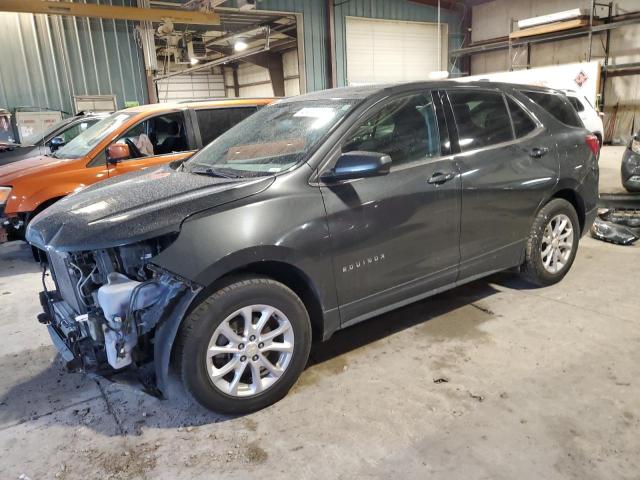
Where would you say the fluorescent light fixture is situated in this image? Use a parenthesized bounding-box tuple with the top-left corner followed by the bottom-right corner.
(190, 57, 199, 65)
(234, 40, 248, 52)
(518, 9, 586, 29)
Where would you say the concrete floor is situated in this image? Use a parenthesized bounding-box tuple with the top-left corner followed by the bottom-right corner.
(1, 146, 638, 479)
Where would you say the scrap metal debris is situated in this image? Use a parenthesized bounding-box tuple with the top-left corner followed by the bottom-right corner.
(591, 208, 640, 245)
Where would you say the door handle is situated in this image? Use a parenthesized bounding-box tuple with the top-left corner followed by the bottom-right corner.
(427, 171, 456, 185)
(529, 147, 549, 158)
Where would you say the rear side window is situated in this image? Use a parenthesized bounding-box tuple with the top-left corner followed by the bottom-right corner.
(196, 107, 257, 146)
(448, 90, 514, 152)
(567, 96, 585, 112)
(507, 97, 537, 138)
(521, 91, 583, 128)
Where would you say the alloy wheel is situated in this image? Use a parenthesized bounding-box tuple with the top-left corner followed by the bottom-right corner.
(205, 305, 295, 397)
(540, 213, 574, 274)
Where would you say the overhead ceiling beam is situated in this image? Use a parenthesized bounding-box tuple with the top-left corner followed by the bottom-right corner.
(207, 38, 295, 60)
(205, 21, 295, 47)
(0, 0, 221, 25)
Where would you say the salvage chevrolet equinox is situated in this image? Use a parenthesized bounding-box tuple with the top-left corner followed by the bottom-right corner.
(27, 82, 599, 414)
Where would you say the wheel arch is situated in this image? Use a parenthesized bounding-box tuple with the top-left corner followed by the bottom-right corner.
(549, 188, 586, 234)
(184, 258, 330, 344)
(29, 195, 65, 219)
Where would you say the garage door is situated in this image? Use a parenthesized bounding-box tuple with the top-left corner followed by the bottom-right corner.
(156, 70, 225, 103)
(345, 17, 447, 85)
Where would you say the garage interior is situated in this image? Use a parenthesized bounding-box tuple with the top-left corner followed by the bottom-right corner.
(0, 0, 638, 479)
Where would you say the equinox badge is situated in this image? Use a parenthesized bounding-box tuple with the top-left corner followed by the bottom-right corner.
(342, 253, 386, 273)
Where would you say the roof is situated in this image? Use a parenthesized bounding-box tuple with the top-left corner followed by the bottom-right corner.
(124, 97, 274, 114)
(277, 81, 564, 104)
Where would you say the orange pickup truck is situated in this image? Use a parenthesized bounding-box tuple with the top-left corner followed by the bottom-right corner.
(0, 98, 272, 242)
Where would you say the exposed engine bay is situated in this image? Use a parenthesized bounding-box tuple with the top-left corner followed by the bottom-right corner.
(36, 235, 200, 393)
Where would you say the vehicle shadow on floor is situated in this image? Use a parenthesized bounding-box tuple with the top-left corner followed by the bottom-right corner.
(0, 272, 519, 435)
(307, 278, 505, 368)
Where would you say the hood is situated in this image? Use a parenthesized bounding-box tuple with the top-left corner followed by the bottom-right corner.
(27, 164, 275, 251)
(0, 145, 41, 166)
(0, 154, 69, 181)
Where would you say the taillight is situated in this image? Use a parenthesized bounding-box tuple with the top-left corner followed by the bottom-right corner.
(585, 134, 600, 156)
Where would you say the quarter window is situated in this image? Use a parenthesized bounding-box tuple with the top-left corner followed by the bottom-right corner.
(507, 97, 537, 138)
(448, 90, 514, 151)
(343, 93, 439, 167)
(567, 96, 585, 112)
(196, 107, 258, 146)
(521, 91, 584, 128)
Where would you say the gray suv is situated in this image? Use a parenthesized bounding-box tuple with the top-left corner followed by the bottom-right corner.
(27, 82, 599, 413)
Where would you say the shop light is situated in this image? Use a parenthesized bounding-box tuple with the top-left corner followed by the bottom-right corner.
(234, 40, 248, 52)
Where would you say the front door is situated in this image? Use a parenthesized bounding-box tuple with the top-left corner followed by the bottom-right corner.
(319, 91, 460, 325)
(107, 111, 196, 177)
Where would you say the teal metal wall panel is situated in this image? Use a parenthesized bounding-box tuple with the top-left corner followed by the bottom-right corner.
(0, 0, 461, 110)
(0, 0, 147, 114)
(257, 0, 461, 91)
(258, 0, 328, 92)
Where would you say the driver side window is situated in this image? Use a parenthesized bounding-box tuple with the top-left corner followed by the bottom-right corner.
(343, 92, 440, 168)
(115, 112, 188, 160)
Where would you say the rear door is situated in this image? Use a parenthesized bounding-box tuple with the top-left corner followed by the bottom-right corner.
(194, 106, 258, 148)
(319, 90, 460, 324)
(444, 88, 558, 280)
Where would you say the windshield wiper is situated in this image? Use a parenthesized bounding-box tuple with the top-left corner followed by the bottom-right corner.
(190, 167, 242, 179)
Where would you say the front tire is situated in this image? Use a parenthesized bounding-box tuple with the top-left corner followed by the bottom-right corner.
(522, 199, 580, 286)
(177, 277, 311, 414)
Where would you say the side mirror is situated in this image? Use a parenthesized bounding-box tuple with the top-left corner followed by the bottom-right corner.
(49, 136, 65, 151)
(321, 151, 392, 183)
(106, 143, 130, 164)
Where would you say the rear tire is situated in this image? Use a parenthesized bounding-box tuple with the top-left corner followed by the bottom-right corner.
(177, 277, 311, 414)
(522, 198, 580, 286)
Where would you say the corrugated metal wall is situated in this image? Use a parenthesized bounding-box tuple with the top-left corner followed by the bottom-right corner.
(258, 0, 461, 91)
(257, 0, 327, 92)
(0, 0, 461, 110)
(0, 0, 147, 115)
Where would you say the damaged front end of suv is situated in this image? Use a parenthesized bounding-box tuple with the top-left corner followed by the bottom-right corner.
(26, 164, 273, 397)
(34, 237, 201, 395)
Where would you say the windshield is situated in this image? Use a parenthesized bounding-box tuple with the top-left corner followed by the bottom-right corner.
(53, 112, 133, 159)
(185, 99, 357, 176)
(22, 118, 67, 145)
